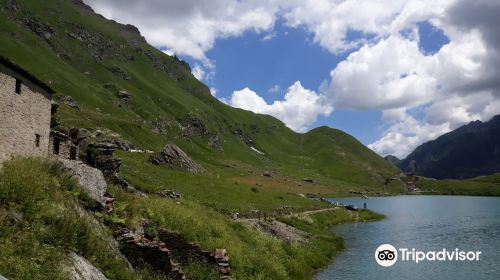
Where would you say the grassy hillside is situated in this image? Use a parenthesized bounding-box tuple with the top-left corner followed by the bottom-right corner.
(0, 0, 398, 194)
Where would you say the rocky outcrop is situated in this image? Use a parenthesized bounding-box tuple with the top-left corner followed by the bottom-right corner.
(208, 134, 223, 152)
(59, 95, 80, 110)
(150, 144, 203, 173)
(182, 115, 208, 138)
(60, 159, 107, 205)
(65, 252, 108, 280)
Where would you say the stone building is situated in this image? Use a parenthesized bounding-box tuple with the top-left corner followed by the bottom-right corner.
(0, 56, 54, 164)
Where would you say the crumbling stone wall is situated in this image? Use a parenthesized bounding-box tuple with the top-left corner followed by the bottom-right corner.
(0, 72, 51, 163)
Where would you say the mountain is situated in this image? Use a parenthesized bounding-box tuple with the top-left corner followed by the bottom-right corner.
(400, 115, 500, 179)
(0, 0, 398, 191)
(384, 155, 401, 167)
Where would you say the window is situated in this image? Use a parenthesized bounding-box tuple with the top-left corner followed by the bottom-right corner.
(15, 79, 22, 94)
(35, 134, 41, 147)
(53, 138, 60, 155)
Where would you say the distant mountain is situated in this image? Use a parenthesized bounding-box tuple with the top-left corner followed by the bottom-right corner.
(399, 115, 500, 179)
(384, 155, 401, 167)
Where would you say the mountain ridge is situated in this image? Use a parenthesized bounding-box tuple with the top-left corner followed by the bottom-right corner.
(400, 115, 500, 179)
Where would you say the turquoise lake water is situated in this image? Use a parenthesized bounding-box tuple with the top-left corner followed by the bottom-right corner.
(316, 195, 500, 280)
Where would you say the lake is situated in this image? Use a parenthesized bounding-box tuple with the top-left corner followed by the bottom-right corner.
(316, 196, 500, 280)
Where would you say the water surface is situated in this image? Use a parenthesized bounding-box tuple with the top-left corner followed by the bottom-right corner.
(316, 196, 500, 280)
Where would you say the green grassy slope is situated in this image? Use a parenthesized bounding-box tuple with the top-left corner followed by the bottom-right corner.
(0, 0, 399, 195)
(417, 174, 500, 196)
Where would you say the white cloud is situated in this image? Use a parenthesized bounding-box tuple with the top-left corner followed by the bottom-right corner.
(261, 33, 276, 42)
(84, 0, 500, 158)
(229, 82, 333, 132)
(368, 114, 451, 158)
(84, 0, 279, 63)
(191, 64, 206, 80)
(268, 84, 280, 93)
(209, 87, 218, 97)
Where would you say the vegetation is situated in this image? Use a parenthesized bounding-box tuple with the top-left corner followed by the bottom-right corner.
(0, 158, 161, 280)
(0, 0, 403, 279)
(0, 158, 384, 279)
(417, 174, 500, 196)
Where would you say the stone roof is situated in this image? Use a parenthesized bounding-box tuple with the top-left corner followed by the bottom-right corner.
(0, 55, 55, 94)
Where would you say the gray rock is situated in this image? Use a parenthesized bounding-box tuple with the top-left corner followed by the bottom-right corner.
(150, 144, 203, 173)
(60, 159, 107, 204)
(59, 95, 80, 110)
(116, 90, 131, 101)
(65, 252, 108, 280)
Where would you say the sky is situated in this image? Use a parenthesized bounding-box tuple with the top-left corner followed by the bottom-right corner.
(84, 0, 500, 158)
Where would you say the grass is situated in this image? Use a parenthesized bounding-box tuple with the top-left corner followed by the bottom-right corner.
(0, 158, 386, 279)
(417, 174, 500, 196)
(0, 158, 166, 280)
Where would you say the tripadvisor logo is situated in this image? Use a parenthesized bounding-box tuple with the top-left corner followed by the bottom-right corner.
(375, 244, 481, 267)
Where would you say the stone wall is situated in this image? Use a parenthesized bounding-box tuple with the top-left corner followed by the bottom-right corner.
(0, 71, 51, 163)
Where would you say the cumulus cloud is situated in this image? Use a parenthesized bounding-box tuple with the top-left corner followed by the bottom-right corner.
(84, 0, 500, 157)
(229, 82, 333, 132)
(84, 0, 279, 64)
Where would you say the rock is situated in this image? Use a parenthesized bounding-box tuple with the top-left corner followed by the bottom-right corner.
(59, 95, 80, 110)
(23, 18, 55, 40)
(65, 252, 108, 280)
(156, 190, 182, 199)
(116, 90, 131, 101)
(110, 174, 147, 197)
(302, 178, 315, 183)
(60, 159, 107, 205)
(208, 134, 223, 151)
(108, 66, 131, 80)
(0, 274, 8, 280)
(150, 144, 203, 173)
(182, 115, 208, 137)
(263, 171, 272, 177)
(85, 143, 121, 175)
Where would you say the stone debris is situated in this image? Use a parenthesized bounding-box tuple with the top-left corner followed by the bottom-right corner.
(150, 144, 203, 173)
(114, 227, 186, 280)
(211, 249, 232, 279)
(208, 134, 223, 152)
(65, 252, 109, 280)
(59, 95, 80, 110)
(156, 189, 182, 199)
(182, 115, 208, 138)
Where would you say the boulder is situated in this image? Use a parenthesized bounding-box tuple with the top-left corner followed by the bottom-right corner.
(65, 252, 108, 280)
(116, 90, 131, 101)
(150, 144, 203, 173)
(60, 159, 107, 204)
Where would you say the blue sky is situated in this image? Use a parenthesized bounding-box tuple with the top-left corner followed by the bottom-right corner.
(180, 19, 448, 146)
(86, 0, 500, 158)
